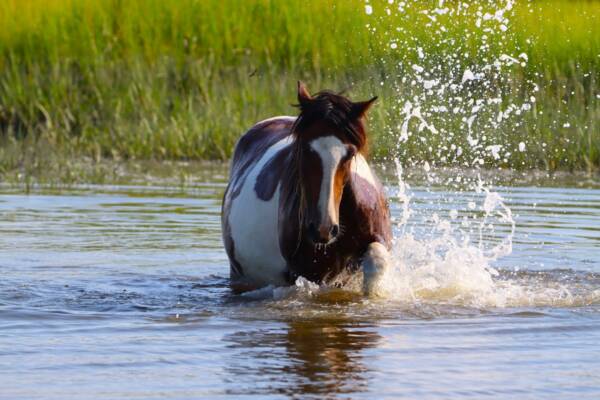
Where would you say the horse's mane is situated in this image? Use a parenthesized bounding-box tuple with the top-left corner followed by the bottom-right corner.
(291, 90, 368, 152)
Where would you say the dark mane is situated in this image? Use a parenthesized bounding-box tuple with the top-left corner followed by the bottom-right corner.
(292, 90, 368, 152)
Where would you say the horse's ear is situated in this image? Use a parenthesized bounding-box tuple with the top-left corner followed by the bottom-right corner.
(351, 96, 378, 118)
(297, 81, 312, 105)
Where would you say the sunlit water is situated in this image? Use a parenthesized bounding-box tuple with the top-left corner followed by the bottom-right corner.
(2, 2, 596, 398)
(1, 168, 599, 399)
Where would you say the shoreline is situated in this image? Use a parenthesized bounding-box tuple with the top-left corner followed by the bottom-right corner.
(1, 158, 598, 191)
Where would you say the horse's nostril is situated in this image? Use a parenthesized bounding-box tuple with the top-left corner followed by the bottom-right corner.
(331, 224, 339, 237)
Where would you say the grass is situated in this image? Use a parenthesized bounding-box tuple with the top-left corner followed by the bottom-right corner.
(0, 0, 598, 183)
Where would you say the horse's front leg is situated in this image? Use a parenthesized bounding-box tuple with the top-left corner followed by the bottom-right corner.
(362, 242, 391, 296)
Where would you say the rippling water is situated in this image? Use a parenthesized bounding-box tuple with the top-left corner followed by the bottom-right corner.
(1, 169, 599, 399)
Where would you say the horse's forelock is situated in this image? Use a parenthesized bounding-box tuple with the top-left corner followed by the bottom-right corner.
(292, 91, 367, 151)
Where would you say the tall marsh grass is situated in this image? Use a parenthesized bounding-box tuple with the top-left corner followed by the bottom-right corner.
(0, 0, 598, 178)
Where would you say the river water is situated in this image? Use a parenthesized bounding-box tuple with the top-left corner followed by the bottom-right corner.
(1, 167, 599, 399)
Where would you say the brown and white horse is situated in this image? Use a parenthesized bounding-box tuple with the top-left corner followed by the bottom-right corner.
(221, 82, 391, 295)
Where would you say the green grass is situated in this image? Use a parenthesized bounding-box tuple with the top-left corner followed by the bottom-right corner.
(0, 0, 598, 182)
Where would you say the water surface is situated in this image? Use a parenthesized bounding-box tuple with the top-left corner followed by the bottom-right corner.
(1, 170, 599, 399)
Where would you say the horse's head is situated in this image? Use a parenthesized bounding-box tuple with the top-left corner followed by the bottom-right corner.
(292, 81, 377, 245)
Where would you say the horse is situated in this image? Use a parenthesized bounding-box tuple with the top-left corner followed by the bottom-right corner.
(221, 82, 392, 295)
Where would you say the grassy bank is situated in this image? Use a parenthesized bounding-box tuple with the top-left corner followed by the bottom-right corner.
(0, 0, 598, 181)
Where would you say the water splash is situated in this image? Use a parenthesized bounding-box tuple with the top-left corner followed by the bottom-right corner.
(375, 159, 598, 309)
(242, 1, 597, 311)
(353, 0, 586, 307)
(364, 0, 536, 169)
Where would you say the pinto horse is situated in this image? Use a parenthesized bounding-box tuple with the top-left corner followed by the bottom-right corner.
(222, 82, 391, 295)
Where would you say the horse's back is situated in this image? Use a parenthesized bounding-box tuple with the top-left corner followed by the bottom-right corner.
(223, 116, 296, 288)
(230, 116, 296, 176)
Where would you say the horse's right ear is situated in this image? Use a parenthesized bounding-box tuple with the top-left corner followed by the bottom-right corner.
(297, 81, 312, 106)
(351, 96, 378, 119)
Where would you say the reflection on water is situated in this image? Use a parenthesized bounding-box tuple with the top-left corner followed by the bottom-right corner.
(225, 317, 380, 398)
(1, 173, 600, 399)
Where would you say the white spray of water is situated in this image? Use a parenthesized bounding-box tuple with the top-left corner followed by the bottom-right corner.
(355, 0, 571, 307)
(364, 0, 535, 168)
(376, 162, 519, 307)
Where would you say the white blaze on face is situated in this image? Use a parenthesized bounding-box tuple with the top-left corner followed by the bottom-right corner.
(309, 136, 347, 226)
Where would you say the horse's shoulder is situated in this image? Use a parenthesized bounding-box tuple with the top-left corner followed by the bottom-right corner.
(345, 155, 391, 246)
(351, 154, 378, 185)
(254, 144, 293, 201)
(349, 155, 385, 206)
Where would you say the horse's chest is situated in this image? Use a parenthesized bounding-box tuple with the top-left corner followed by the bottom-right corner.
(288, 238, 359, 283)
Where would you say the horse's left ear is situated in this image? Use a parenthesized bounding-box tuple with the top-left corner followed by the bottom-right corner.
(297, 81, 312, 106)
(351, 96, 378, 118)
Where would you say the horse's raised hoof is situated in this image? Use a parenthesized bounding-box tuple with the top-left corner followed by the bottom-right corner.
(362, 242, 390, 297)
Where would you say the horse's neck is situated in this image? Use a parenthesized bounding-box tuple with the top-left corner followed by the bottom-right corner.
(340, 174, 361, 217)
(277, 151, 303, 259)
(279, 148, 301, 208)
